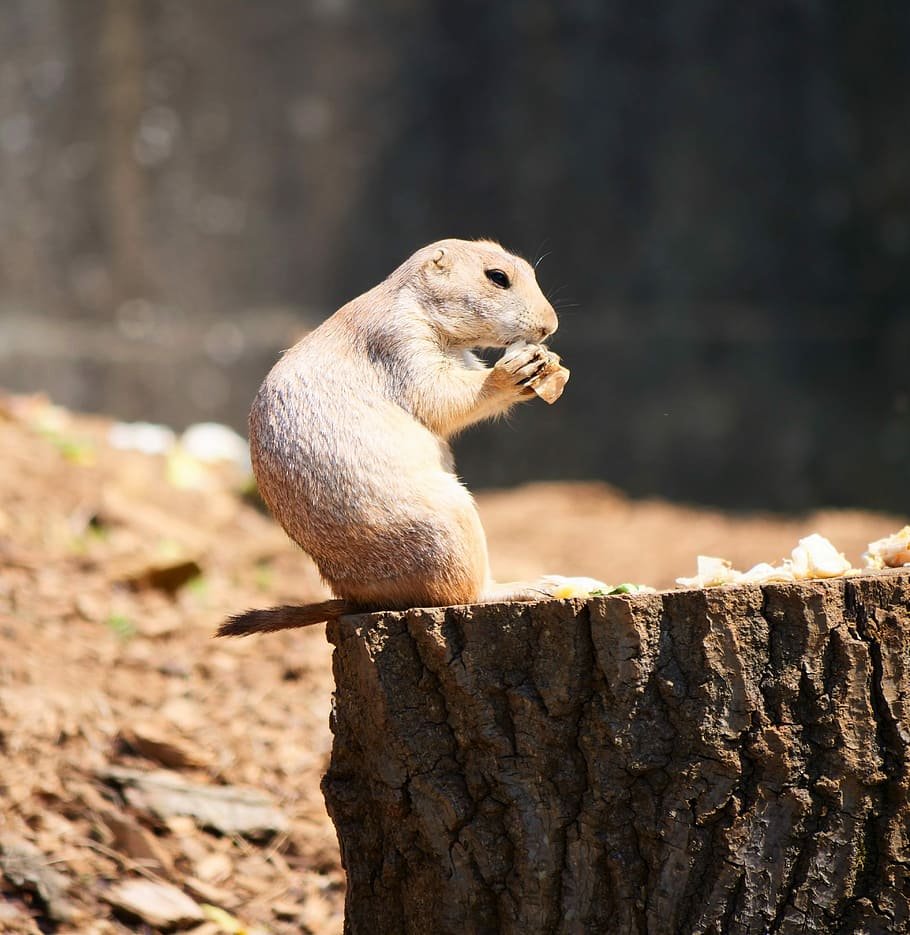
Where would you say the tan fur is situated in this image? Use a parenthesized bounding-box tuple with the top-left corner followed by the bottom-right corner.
(218, 601, 351, 637)
(222, 238, 567, 637)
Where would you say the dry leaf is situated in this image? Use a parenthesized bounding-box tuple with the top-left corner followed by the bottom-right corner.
(103, 767, 289, 838)
(119, 722, 212, 770)
(98, 808, 174, 875)
(106, 879, 204, 928)
(183, 876, 237, 909)
(0, 837, 75, 922)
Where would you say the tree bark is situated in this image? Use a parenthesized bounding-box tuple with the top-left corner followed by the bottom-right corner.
(322, 570, 910, 934)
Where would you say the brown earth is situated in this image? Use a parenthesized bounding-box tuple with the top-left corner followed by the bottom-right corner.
(0, 392, 904, 934)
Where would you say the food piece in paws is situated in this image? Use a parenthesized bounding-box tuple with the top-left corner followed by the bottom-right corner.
(505, 340, 570, 404)
(527, 361, 570, 404)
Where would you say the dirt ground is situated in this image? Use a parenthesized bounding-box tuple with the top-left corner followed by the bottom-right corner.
(0, 393, 904, 934)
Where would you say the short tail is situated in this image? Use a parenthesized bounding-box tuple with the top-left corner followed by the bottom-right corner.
(216, 599, 355, 638)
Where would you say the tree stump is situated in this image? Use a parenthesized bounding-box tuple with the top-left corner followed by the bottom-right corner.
(322, 570, 910, 934)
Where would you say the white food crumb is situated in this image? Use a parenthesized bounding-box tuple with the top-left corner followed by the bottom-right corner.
(863, 526, 910, 570)
(676, 533, 856, 589)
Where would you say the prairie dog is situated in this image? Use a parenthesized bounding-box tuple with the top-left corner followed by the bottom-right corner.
(221, 238, 575, 637)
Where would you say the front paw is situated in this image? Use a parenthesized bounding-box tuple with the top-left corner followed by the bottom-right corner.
(492, 342, 561, 395)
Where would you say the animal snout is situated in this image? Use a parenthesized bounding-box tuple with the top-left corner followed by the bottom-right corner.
(537, 303, 559, 340)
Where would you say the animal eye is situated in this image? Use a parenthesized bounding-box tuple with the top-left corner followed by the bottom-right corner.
(485, 269, 510, 289)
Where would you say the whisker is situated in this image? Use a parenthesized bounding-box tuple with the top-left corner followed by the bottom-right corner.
(532, 237, 551, 270)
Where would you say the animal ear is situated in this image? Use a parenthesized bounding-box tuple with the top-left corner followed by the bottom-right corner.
(430, 247, 451, 270)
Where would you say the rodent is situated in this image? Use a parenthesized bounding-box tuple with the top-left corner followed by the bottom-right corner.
(220, 238, 574, 637)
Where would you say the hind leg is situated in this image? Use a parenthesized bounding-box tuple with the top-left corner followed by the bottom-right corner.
(315, 473, 609, 610)
(322, 480, 493, 610)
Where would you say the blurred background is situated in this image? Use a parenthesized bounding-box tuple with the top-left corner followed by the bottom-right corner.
(1, 0, 908, 512)
(1, 7, 907, 929)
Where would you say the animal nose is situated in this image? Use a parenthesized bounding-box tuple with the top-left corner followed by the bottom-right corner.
(539, 303, 558, 340)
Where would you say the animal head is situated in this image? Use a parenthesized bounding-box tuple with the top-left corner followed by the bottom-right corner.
(409, 239, 558, 349)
